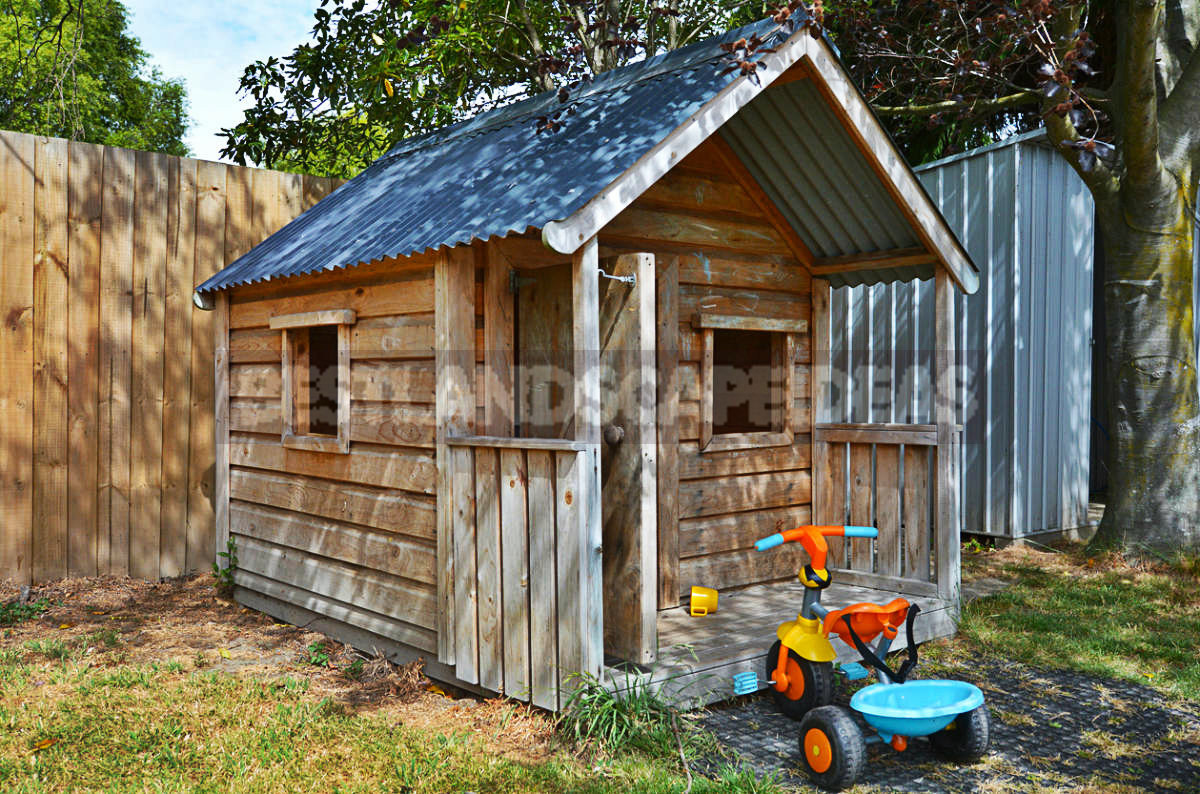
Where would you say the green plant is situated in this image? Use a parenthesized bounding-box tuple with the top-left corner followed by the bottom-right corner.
(344, 657, 366, 681)
(83, 628, 121, 649)
(24, 639, 71, 662)
(0, 598, 50, 627)
(212, 538, 238, 594)
(304, 642, 331, 668)
(558, 671, 683, 758)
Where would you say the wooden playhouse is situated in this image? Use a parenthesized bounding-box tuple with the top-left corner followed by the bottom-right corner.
(195, 18, 978, 709)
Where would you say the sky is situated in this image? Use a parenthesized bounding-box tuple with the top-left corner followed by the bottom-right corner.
(122, 1, 323, 162)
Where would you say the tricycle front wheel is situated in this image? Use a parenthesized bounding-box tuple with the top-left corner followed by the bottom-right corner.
(797, 705, 866, 791)
(929, 704, 991, 762)
(765, 640, 833, 720)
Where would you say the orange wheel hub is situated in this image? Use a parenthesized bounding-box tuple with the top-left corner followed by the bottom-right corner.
(804, 727, 833, 773)
(783, 657, 806, 701)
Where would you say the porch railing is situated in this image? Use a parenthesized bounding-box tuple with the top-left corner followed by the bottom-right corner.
(812, 422, 955, 598)
(444, 435, 602, 711)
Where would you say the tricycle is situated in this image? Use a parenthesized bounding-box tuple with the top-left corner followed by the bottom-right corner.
(731, 524, 990, 791)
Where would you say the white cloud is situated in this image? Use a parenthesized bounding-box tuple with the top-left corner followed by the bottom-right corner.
(122, 1, 321, 162)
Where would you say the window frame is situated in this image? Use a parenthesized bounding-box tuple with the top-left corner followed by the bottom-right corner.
(270, 309, 357, 454)
(693, 312, 807, 453)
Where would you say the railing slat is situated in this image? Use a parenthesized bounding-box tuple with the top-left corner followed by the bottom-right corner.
(826, 442, 847, 567)
(849, 443, 873, 571)
(876, 445, 901, 576)
(903, 445, 931, 581)
(474, 447, 503, 693)
(500, 449, 531, 700)
(527, 450, 558, 710)
(555, 451, 583, 700)
(450, 445, 479, 683)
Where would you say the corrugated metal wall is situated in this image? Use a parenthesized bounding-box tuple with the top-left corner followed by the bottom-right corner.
(825, 131, 1095, 538)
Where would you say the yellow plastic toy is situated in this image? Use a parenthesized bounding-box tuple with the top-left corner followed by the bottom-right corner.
(689, 586, 718, 616)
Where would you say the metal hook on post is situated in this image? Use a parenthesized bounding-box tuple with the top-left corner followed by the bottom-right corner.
(597, 266, 636, 286)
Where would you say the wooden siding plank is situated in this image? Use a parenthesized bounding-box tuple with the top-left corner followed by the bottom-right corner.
(31, 136, 69, 581)
(350, 360, 436, 403)
(186, 161, 225, 574)
(655, 255, 680, 608)
(679, 469, 812, 519)
(483, 242, 515, 435)
(903, 445, 931, 581)
(229, 435, 435, 494)
(0, 132, 36, 584)
(499, 449, 530, 698)
(230, 272, 435, 328)
(451, 445, 478, 682)
(554, 450, 583, 696)
(526, 450, 558, 710)
(680, 547, 815, 592)
(875, 444, 901, 577)
(235, 534, 437, 630)
(351, 314, 435, 359)
(679, 284, 810, 322)
(213, 293, 231, 567)
(230, 327, 282, 362)
(677, 253, 810, 293)
(474, 448, 503, 692)
(349, 402, 436, 446)
(604, 206, 791, 256)
(231, 501, 433, 583)
(66, 140, 103, 576)
(130, 150, 169, 580)
(230, 468, 434, 539)
(160, 157, 197, 577)
(848, 443, 873, 571)
(101, 146, 136, 575)
(678, 504, 812, 559)
(678, 440, 811, 480)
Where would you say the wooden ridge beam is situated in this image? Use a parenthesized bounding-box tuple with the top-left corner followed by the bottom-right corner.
(811, 247, 936, 276)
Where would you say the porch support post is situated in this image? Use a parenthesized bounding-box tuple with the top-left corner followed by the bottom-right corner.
(572, 235, 604, 677)
(436, 246, 477, 668)
(934, 265, 961, 609)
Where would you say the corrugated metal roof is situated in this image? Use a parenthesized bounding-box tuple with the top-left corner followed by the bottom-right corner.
(197, 18, 789, 293)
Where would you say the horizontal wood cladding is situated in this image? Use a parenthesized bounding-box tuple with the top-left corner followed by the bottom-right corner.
(680, 325, 811, 363)
(229, 434, 436, 494)
(679, 399, 811, 441)
(232, 315, 437, 363)
(604, 207, 791, 256)
(234, 568, 436, 653)
(678, 362, 810, 402)
(679, 469, 812, 519)
(234, 533, 437, 631)
(230, 267, 435, 329)
(229, 398, 435, 447)
(678, 440, 811, 479)
(637, 171, 760, 218)
(678, 504, 813, 558)
(229, 468, 434, 539)
(680, 546, 812, 592)
(679, 284, 810, 321)
(231, 501, 434, 583)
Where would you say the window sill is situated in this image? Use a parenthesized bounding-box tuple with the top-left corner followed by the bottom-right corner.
(282, 432, 349, 455)
(701, 430, 793, 453)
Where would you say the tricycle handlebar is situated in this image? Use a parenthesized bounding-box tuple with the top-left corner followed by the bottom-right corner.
(754, 525, 878, 552)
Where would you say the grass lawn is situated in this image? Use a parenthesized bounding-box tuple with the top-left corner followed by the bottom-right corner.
(0, 542, 1196, 792)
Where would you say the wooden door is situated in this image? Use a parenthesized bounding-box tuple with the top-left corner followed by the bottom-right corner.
(515, 263, 574, 438)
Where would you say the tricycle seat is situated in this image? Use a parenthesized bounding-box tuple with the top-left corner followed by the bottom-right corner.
(823, 597, 911, 645)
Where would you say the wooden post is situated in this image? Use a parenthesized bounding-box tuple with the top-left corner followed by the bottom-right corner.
(482, 241, 514, 436)
(213, 292, 230, 564)
(599, 252, 657, 665)
(655, 255, 680, 607)
(934, 265, 960, 609)
(811, 279, 842, 558)
(572, 236, 603, 678)
(435, 245, 476, 667)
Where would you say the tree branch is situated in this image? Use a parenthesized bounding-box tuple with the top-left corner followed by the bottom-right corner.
(1043, 99, 1121, 214)
(1116, 0, 1167, 194)
(871, 91, 1040, 117)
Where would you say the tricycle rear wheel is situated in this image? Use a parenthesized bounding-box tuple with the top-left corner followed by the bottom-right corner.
(797, 705, 866, 791)
(929, 704, 991, 762)
(765, 640, 833, 720)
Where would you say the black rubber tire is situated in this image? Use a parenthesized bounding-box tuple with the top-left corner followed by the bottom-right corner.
(765, 640, 834, 720)
(797, 705, 866, 791)
(929, 704, 991, 762)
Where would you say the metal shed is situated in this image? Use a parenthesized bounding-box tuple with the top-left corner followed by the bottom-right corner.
(823, 130, 1096, 541)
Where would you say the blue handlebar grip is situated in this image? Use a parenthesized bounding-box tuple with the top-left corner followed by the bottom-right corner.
(843, 526, 879, 539)
(755, 533, 785, 551)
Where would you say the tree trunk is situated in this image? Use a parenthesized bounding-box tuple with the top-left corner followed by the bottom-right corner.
(1091, 182, 1200, 557)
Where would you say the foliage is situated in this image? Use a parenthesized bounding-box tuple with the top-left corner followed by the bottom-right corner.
(211, 537, 238, 595)
(304, 641, 332, 668)
(220, 0, 766, 177)
(0, 0, 189, 154)
(0, 597, 49, 627)
(558, 671, 698, 760)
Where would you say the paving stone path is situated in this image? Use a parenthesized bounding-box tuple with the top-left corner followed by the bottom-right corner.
(699, 659, 1200, 792)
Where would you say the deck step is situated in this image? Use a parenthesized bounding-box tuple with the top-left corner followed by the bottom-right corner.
(839, 662, 870, 680)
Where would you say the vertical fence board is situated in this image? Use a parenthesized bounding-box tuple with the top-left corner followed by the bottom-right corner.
(66, 141, 103, 576)
(903, 446, 931, 580)
(130, 151, 169, 580)
(875, 445, 901, 576)
(499, 449, 530, 699)
(0, 132, 36, 584)
(848, 442, 872, 570)
(186, 162, 226, 573)
(100, 146, 136, 575)
(32, 136, 69, 581)
(160, 158, 197, 577)
(826, 442, 846, 567)
(555, 450, 582, 698)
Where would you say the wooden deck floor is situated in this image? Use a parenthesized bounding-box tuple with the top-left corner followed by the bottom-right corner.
(604, 580, 956, 708)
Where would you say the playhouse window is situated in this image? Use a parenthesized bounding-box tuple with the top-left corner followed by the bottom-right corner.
(270, 309, 356, 454)
(694, 313, 804, 452)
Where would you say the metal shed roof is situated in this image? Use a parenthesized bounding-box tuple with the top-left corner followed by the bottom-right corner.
(197, 17, 977, 295)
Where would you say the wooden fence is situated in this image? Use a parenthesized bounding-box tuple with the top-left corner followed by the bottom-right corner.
(0, 129, 340, 585)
